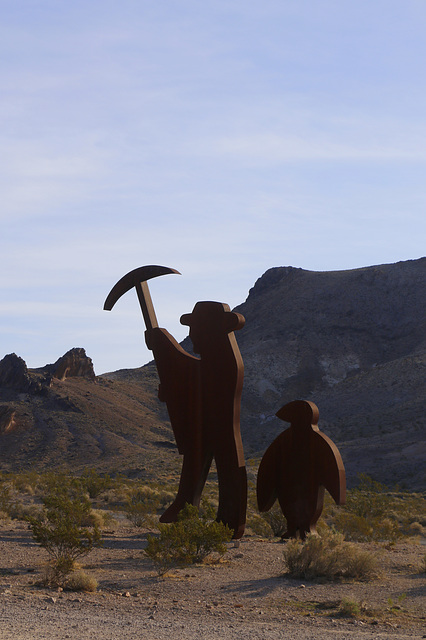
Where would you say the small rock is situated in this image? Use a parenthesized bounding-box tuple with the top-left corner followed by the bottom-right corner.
(123, 592, 131, 598)
(299, 584, 306, 589)
(45, 596, 56, 604)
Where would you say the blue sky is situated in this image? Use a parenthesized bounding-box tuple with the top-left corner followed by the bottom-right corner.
(1, 0, 425, 374)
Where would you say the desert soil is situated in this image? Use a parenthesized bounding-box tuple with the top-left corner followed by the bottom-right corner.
(0, 521, 425, 640)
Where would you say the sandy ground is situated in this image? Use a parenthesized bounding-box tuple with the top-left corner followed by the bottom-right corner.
(0, 521, 425, 640)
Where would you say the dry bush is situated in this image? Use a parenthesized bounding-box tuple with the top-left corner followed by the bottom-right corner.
(332, 475, 426, 543)
(63, 570, 98, 592)
(0, 482, 14, 517)
(258, 502, 287, 537)
(145, 502, 233, 576)
(38, 565, 98, 591)
(126, 487, 160, 527)
(80, 469, 113, 499)
(83, 508, 117, 530)
(283, 530, 378, 581)
(408, 521, 425, 537)
(338, 597, 363, 617)
(245, 512, 274, 538)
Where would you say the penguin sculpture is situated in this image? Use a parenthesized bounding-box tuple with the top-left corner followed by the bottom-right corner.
(257, 400, 346, 539)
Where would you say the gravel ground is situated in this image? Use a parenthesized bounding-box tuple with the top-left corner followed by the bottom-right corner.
(0, 521, 425, 640)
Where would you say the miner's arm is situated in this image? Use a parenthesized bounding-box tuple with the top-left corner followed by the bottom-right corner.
(146, 327, 201, 454)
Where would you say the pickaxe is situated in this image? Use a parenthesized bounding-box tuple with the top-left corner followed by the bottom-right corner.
(103, 265, 181, 331)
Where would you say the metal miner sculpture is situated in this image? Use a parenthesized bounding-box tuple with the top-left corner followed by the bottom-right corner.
(104, 265, 247, 539)
(257, 400, 345, 539)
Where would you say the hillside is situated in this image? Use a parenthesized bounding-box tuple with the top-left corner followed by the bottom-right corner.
(0, 258, 425, 490)
(0, 350, 181, 481)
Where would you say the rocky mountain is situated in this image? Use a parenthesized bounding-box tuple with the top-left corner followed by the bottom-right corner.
(0, 258, 425, 490)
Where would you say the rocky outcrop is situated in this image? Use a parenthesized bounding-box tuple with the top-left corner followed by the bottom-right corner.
(0, 348, 96, 396)
(47, 348, 96, 381)
(0, 405, 16, 434)
(0, 354, 34, 392)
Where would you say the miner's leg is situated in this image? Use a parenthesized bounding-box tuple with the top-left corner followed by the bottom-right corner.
(215, 451, 247, 539)
(160, 450, 213, 522)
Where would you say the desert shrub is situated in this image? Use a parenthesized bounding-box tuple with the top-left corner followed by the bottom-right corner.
(26, 484, 102, 585)
(38, 565, 98, 591)
(81, 469, 113, 499)
(246, 512, 275, 537)
(126, 487, 160, 527)
(387, 593, 407, 612)
(83, 508, 117, 530)
(63, 570, 98, 592)
(332, 474, 408, 542)
(7, 501, 42, 522)
(0, 481, 35, 521)
(408, 521, 424, 536)
(0, 482, 13, 517)
(10, 471, 40, 495)
(333, 511, 401, 543)
(338, 597, 365, 618)
(258, 502, 287, 537)
(145, 502, 233, 575)
(101, 485, 131, 507)
(283, 530, 378, 581)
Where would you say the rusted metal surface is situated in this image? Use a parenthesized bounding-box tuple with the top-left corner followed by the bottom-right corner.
(257, 400, 346, 539)
(104, 267, 247, 539)
(103, 265, 181, 330)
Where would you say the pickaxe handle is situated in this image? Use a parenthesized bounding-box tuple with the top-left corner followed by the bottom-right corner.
(135, 280, 158, 332)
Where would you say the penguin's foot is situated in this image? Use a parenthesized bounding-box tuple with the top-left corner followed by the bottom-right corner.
(280, 529, 295, 540)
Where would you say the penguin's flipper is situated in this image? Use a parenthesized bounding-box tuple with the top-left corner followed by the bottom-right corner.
(313, 431, 346, 505)
(257, 430, 290, 512)
(257, 440, 279, 511)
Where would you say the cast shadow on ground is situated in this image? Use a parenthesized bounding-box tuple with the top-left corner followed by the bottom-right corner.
(219, 574, 294, 599)
(100, 533, 148, 551)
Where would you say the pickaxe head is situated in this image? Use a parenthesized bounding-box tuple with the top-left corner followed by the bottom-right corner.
(104, 265, 180, 331)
